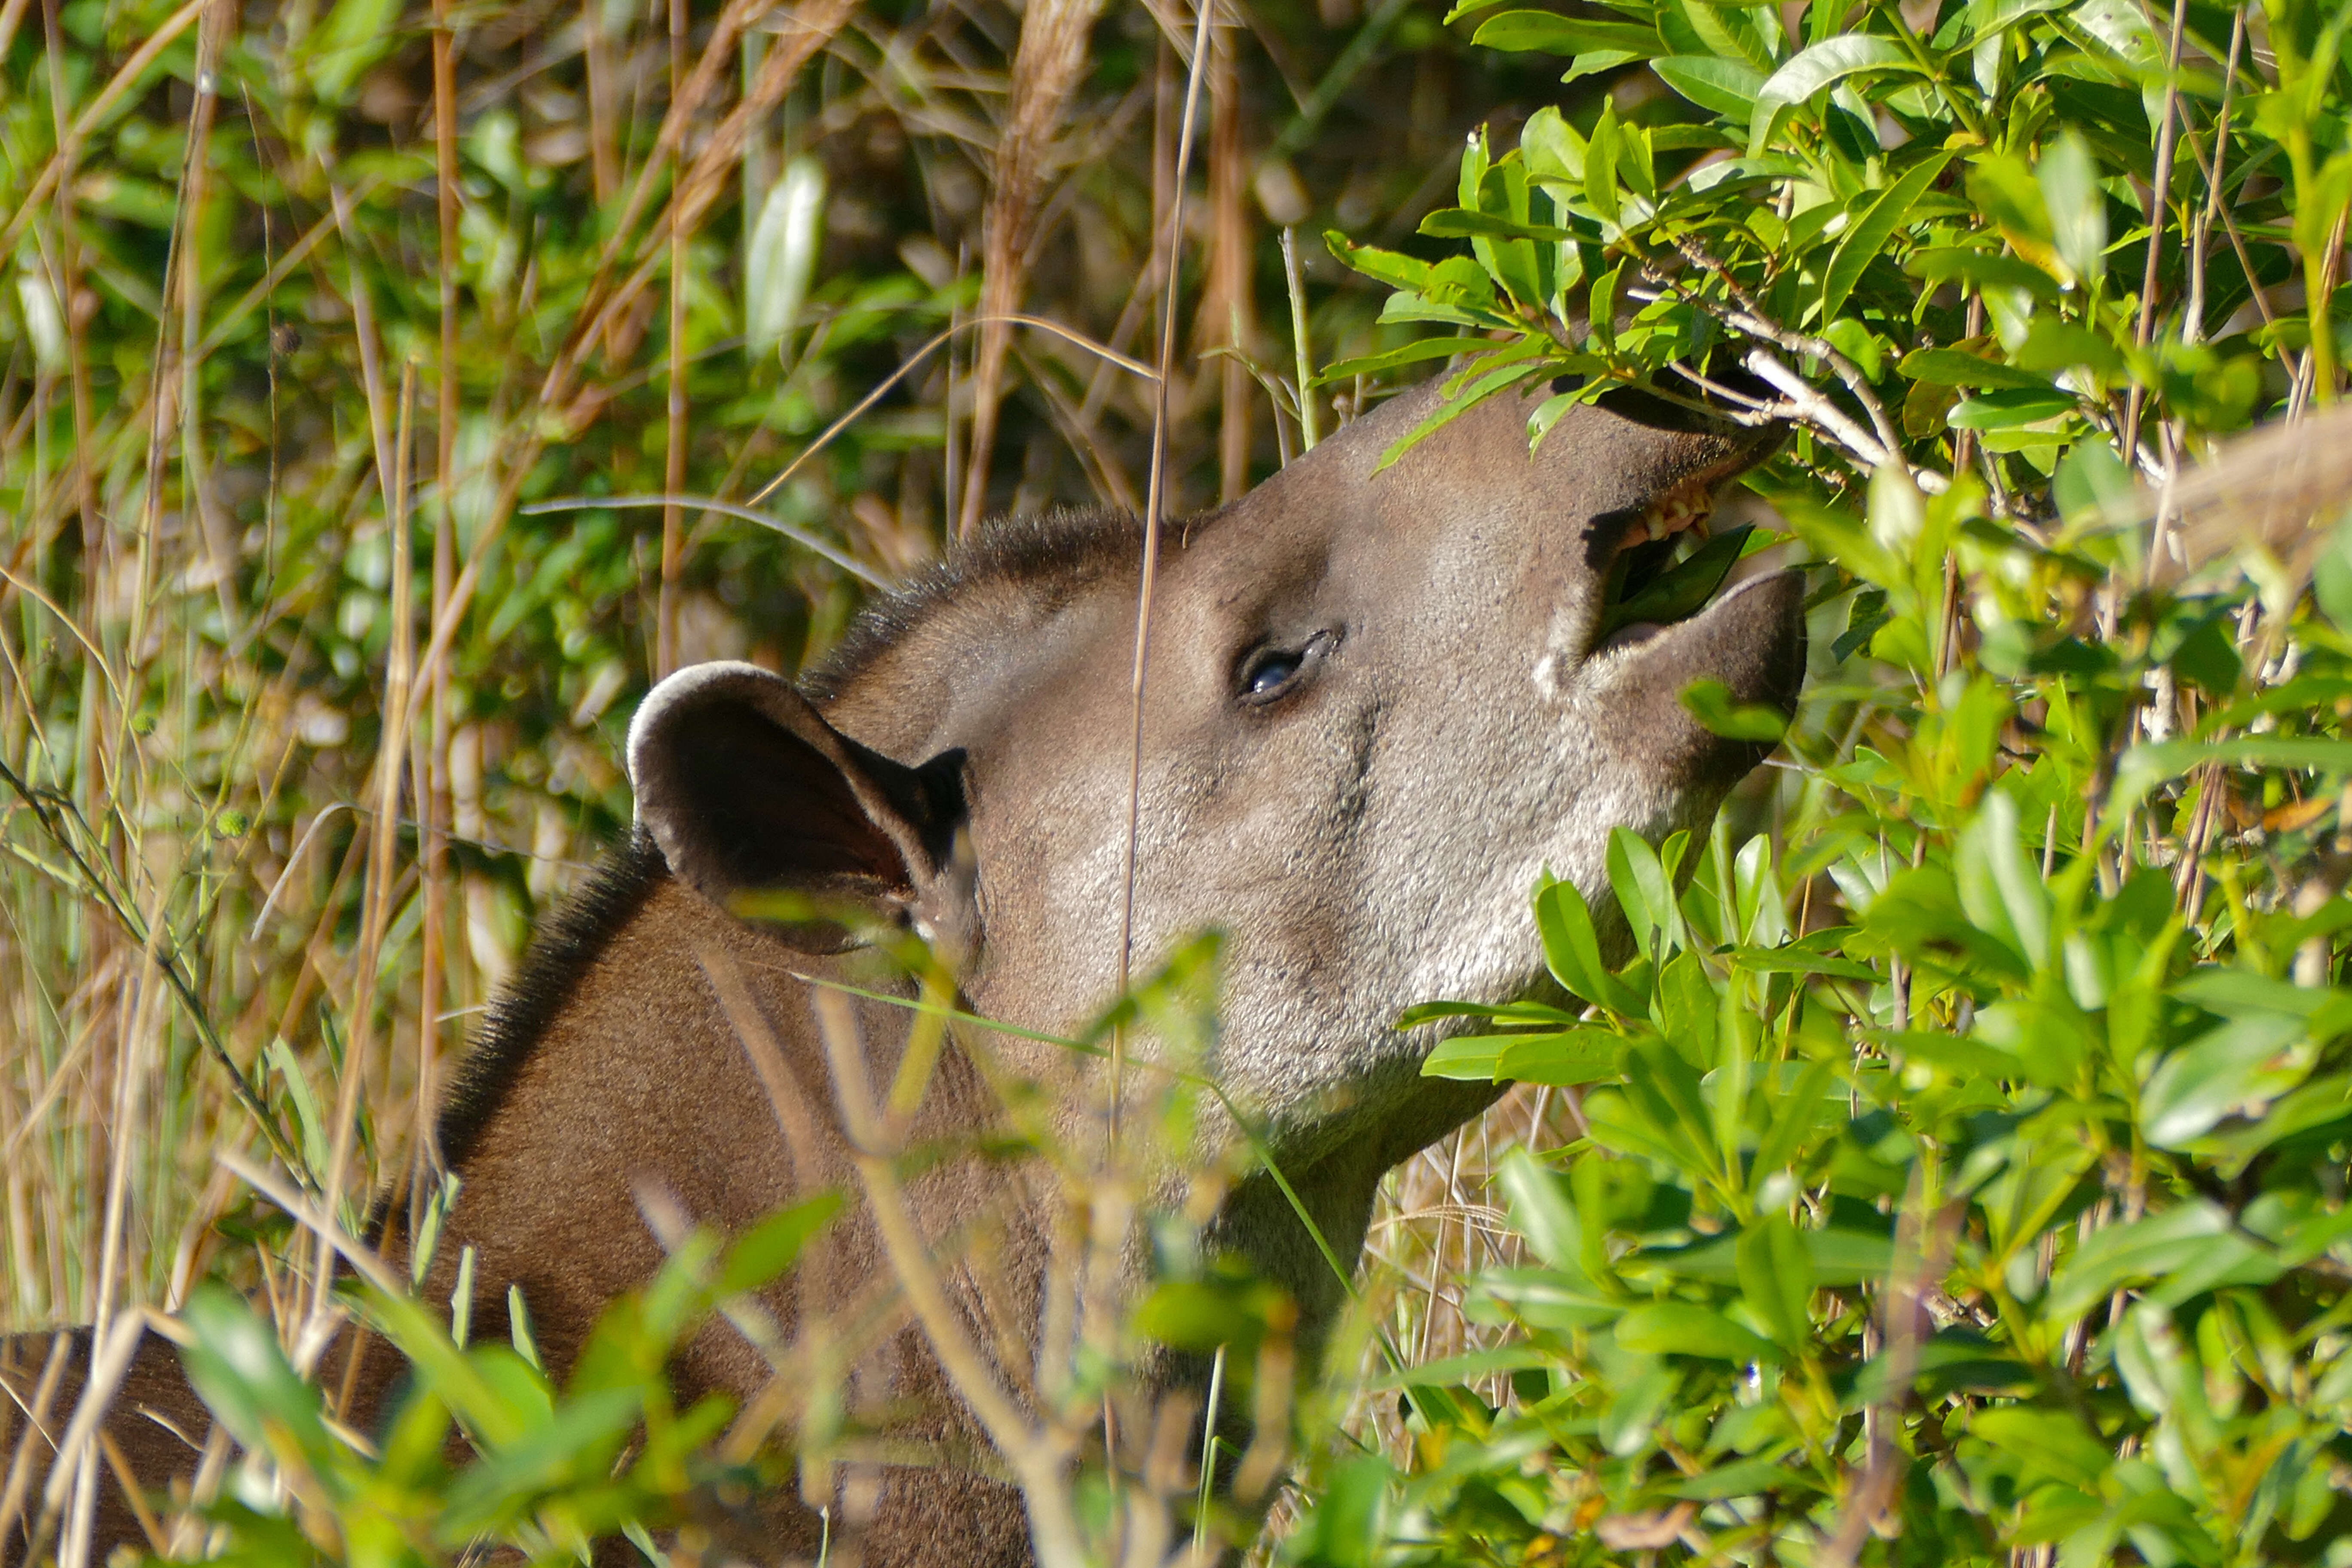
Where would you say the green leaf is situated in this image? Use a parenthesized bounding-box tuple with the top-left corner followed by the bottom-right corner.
(2041, 1201, 2232, 1325)
(1965, 0, 2071, 41)
(1618, 1039, 1725, 1182)
(1950, 387, 2077, 428)
(1561, 49, 1644, 84)
(1969, 1408, 2115, 1492)
(1498, 1029, 1628, 1085)
(1859, 1330, 2035, 1398)
(266, 1036, 329, 1182)
(1323, 232, 1432, 294)
(1822, 152, 1954, 322)
(1737, 1214, 1815, 1349)
(1814, 326, 1883, 393)
(1732, 945, 1875, 980)
(439, 1384, 646, 1531)
(1960, 788, 2051, 967)
(1877, 1029, 2025, 1078)
(1897, 348, 2054, 390)
(1312, 336, 1488, 385)
(1587, 262, 1623, 346)
(1680, 678, 1790, 741)
(1906, 245, 2066, 299)
(306, 0, 404, 103)
(1400, 998, 1583, 1028)
(1519, 104, 1587, 183)
(1666, 1456, 1816, 1500)
(1422, 1032, 1508, 1080)
(1651, 56, 1770, 119)
(1363, 1345, 1553, 1390)
(1617, 1302, 1780, 1362)
(1751, 1056, 1838, 1184)
(1608, 827, 1685, 959)
(2169, 612, 2243, 696)
(717, 1190, 842, 1297)
(2069, 0, 2159, 64)
(1586, 107, 1625, 233)
(2171, 968, 2336, 1020)
(179, 1285, 342, 1481)
(1498, 1148, 1586, 1274)
(1752, 34, 1918, 156)
(1297, 1453, 1395, 1565)
(1135, 1272, 1286, 1351)
(1373, 357, 1545, 472)
(2141, 1013, 2314, 1148)
(1605, 524, 1756, 634)
(1758, 32, 1915, 99)
(1470, 10, 1664, 55)
(1418, 209, 1580, 242)
(1535, 875, 1641, 1013)
(2038, 132, 2107, 285)
(2052, 439, 2135, 521)
(353, 1288, 530, 1447)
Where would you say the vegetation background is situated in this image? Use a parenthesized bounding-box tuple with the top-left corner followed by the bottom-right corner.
(6, 0, 2352, 1561)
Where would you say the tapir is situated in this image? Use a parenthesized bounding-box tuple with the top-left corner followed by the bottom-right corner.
(0, 373, 1804, 1565)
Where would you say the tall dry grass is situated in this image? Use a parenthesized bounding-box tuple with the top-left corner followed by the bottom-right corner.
(0, 0, 1583, 1554)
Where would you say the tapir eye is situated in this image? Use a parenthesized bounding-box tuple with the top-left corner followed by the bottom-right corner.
(1237, 631, 1333, 706)
(1247, 652, 1302, 695)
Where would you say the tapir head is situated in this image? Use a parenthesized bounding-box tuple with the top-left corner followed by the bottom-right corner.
(627, 377, 1804, 1163)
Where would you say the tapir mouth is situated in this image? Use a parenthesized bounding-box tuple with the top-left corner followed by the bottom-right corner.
(1586, 445, 1778, 661)
(1567, 430, 1807, 772)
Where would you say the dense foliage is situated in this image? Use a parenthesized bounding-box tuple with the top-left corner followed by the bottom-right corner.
(1268, 0, 2352, 1563)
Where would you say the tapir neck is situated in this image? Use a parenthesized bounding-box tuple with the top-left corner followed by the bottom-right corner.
(428, 866, 1052, 1474)
(423, 851, 1387, 1556)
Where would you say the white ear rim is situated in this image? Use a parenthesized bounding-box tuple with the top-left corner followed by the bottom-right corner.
(624, 660, 789, 822)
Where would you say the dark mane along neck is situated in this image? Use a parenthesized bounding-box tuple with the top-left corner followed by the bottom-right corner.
(434, 832, 668, 1169)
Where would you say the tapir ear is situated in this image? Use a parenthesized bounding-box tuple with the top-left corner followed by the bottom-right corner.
(626, 662, 962, 939)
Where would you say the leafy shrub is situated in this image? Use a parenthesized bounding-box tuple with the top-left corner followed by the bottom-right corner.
(1276, 0, 2352, 1562)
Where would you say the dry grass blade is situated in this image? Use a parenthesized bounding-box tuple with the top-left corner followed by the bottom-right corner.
(958, 0, 1109, 537)
(0, 1332, 76, 1559)
(0, 2, 1570, 1560)
(31, 1310, 146, 1568)
(1114, 0, 1217, 1121)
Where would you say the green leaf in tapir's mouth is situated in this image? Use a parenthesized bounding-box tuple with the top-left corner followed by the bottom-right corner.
(1600, 523, 1755, 642)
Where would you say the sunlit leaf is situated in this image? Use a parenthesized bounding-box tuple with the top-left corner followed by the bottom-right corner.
(1470, 10, 1664, 55)
(1651, 56, 1770, 119)
(1822, 152, 1953, 322)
